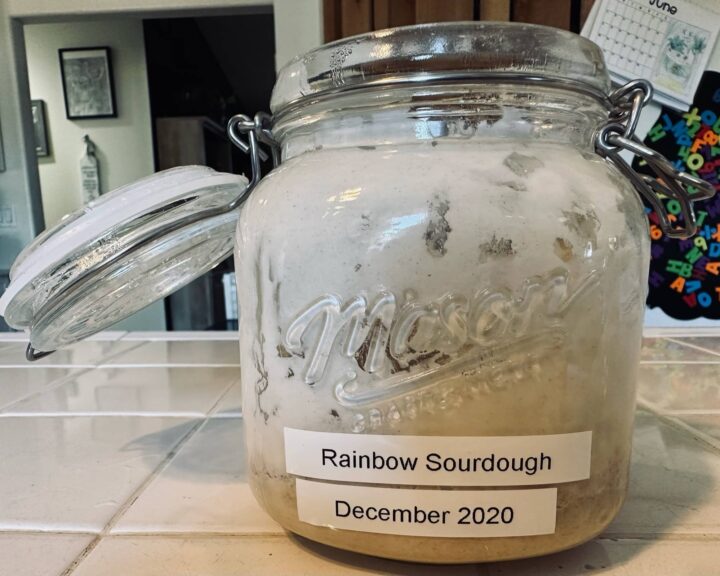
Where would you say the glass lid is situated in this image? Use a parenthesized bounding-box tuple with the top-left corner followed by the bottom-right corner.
(271, 22, 611, 115)
(0, 166, 247, 352)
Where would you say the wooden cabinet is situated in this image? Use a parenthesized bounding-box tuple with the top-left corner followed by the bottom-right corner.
(323, 0, 596, 42)
(155, 116, 233, 173)
(154, 116, 236, 331)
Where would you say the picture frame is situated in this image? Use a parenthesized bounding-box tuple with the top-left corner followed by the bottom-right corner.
(59, 46, 117, 119)
(31, 99, 49, 157)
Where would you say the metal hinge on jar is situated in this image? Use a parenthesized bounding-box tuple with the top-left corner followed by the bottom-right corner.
(594, 79, 715, 239)
(226, 112, 281, 194)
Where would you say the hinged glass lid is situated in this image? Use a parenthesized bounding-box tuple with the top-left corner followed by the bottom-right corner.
(0, 166, 247, 353)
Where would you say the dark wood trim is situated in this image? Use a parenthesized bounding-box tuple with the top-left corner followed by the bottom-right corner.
(580, 0, 596, 29)
(480, 0, 510, 21)
(340, 0, 373, 38)
(512, 0, 572, 29)
(323, 0, 342, 42)
(416, 0, 474, 23)
(323, 0, 582, 40)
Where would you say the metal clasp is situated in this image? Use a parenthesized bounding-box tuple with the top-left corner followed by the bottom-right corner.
(227, 112, 280, 201)
(594, 79, 715, 239)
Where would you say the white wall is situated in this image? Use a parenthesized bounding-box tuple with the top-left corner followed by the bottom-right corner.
(25, 19, 155, 226)
(0, 2, 44, 271)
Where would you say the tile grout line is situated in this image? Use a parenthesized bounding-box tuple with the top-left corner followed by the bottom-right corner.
(597, 532, 720, 542)
(96, 363, 241, 368)
(0, 529, 99, 537)
(104, 530, 286, 539)
(100, 531, 720, 541)
(119, 331, 239, 341)
(0, 367, 96, 414)
(209, 412, 243, 419)
(0, 340, 147, 370)
(637, 399, 720, 455)
(0, 412, 212, 419)
(660, 416, 720, 454)
(92, 341, 155, 368)
(640, 360, 720, 364)
(207, 377, 241, 418)
(0, 342, 148, 414)
(0, 364, 96, 369)
(644, 329, 720, 338)
(665, 337, 720, 358)
(661, 409, 720, 416)
(100, 380, 237, 534)
(0, 350, 242, 418)
(61, 378, 238, 576)
(59, 418, 207, 576)
(5, 527, 719, 542)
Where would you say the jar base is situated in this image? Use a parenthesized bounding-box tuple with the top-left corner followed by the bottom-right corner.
(281, 521, 614, 564)
(262, 490, 627, 564)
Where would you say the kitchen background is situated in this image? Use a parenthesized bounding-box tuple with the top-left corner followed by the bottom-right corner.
(0, 0, 719, 333)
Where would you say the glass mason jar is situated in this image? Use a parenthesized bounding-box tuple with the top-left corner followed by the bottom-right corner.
(233, 23, 706, 563)
(0, 22, 711, 566)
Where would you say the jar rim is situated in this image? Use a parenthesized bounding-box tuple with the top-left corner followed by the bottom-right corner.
(271, 22, 611, 115)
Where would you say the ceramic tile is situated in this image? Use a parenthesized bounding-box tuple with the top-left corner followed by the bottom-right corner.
(72, 535, 480, 576)
(481, 539, 720, 575)
(112, 418, 278, 534)
(0, 367, 79, 410)
(0, 340, 143, 368)
(640, 337, 720, 362)
(0, 416, 198, 531)
(0, 533, 93, 576)
(102, 340, 240, 367)
(211, 380, 242, 417)
(606, 412, 720, 536)
(121, 331, 238, 341)
(4, 367, 237, 416)
(666, 336, 720, 357)
(637, 363, 720, 412)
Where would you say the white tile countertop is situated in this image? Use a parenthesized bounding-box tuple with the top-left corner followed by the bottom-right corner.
(1, 331, 719, 575)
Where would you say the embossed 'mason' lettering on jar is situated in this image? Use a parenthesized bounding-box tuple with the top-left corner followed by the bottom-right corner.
(282, 268, 599, 388)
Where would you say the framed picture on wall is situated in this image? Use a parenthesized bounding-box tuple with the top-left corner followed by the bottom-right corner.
(31, 100, 49, 157)
(59, 46, 117, 119)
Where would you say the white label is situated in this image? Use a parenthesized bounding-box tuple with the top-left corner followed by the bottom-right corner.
(285, 428, 591, 486)
(296, 479, 557, 538)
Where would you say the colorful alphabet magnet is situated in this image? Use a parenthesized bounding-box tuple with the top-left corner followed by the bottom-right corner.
(632, 71, 720, 320)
